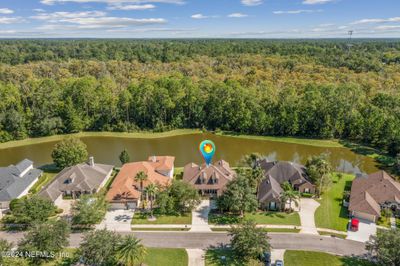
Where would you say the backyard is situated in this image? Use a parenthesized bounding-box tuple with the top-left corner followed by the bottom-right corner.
(315, 173, 354, 231)
(208, 211, 301, 225)
(284, 250, 376, 266)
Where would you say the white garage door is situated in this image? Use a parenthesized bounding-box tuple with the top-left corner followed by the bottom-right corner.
(127, 202, 136, 209)
(110, 203, 126, 210)
(353, 211, 376, 222)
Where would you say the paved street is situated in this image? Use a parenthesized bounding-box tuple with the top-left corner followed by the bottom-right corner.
(0, 231, 367, 256)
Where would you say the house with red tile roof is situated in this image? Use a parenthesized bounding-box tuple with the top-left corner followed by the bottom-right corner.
(349, 171, 400, 222)
(106, 156, 174, 209)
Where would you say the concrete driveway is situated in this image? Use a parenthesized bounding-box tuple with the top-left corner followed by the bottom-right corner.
(190, 200, 211, 232)
(97, 209, 134, 231)
(299, 198, 320, 235)
(346, 218, 376, 243)
(58, 199, 75, 217)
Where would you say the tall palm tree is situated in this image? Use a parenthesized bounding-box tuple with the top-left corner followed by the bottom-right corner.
(144, 183, 158, 218)
(115, 235, 147, 266)
(134, 171, 148, 201)
(280, 181, 300, 212)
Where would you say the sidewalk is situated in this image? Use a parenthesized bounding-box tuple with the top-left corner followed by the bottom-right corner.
(186, 249, 205, 266)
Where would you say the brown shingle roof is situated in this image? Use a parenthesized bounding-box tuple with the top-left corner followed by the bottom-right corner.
(106, 161, 171, 202)
(349, 171, 400, 217)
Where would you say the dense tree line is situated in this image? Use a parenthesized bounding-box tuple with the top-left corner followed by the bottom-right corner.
(0, 40, 399, 155)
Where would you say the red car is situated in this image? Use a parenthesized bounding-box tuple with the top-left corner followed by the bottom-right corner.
(350, 218, 359, 231)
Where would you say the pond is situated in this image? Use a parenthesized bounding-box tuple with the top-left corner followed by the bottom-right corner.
(0, 133, 378, 174)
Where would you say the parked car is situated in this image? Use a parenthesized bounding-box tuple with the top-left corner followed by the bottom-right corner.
(275, 260, 284, 266)
(261, 251, 271, 266)
(350, 218, 359, 231)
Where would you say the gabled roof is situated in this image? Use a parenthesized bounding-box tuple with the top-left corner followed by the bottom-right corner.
(147, 156, 175, 171)
(106, 160, 172, 202)
(182, 160, 236, 190)
(258, 175, 283, 203)
(349, 170, 400, 216)
(39, 161, 114, 201)
(0, 159, 42, 201)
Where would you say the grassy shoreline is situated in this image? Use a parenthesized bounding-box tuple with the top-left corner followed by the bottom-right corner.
(0, 129, 343, 150)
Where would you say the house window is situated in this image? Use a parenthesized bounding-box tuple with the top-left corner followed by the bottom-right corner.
(269, 202, 276, 210)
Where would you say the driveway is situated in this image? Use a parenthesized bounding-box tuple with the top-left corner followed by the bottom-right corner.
(346, 218, 376, 243)
(299, 198, 320, 235)
(190, 200, 211, 232)
(97, 209, 134, 231)
(57, 199, 75, 217)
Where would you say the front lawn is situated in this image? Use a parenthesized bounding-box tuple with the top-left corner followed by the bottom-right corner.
(145, 248, 188, 266)
(205, 248, 244, 266)
(132, 212, 192, 225)
(315, 173, 354, 231)
(209, 211, 300, 225)
(284, 250, 376, 266)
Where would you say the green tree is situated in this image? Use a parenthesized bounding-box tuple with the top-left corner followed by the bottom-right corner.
(18, 220, 70, 264)
(279, 181, 300, 212)
(72, 194, 108, 227)
(115, 235, 147, 266)
(7, 196, 57, 226)
(144, 183, 158, 218)
(217, 175, 258, 217)
(0, 239, 11, 264)
(134, 171, 148, 202)
(240, 153, 262, 168)
(305, 154, 332, 196)
(366, 229, 400, 266)
(51, 137, 88, 168)
(79, 229, 121, 266)
(229, 220, 270, 263)
(119, 149, 130, 165)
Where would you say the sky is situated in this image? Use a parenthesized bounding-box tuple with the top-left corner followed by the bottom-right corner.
(0, 0, 399, 38)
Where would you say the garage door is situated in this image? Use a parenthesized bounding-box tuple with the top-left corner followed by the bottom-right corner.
(109, 203, 126, 210)
(127, 202, 136, 209)
(353, 211, 376, 222)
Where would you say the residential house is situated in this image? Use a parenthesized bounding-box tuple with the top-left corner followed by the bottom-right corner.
(182, 160, 236, 197)
(106, 156, 174, 209)
(257, 160, 315, 210)
(0, 159, 43, 209)
(349, 170, 400, 222)
(39, 157, 114, 206)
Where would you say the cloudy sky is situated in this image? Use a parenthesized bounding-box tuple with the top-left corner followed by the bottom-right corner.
(0, 0, 399, 38)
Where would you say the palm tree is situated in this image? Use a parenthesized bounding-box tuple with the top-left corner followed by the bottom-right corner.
(115, 235, 147, 266)
(144, 183, 158, 218)
(134, 171, 148, 201)
(280, 181, 300, 212)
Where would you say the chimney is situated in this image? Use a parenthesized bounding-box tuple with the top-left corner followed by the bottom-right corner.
(150, 155, 157, 162)
(89, 156, 95, 167)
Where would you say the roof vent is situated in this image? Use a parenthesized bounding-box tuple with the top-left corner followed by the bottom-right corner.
(150, 156, 157, 162)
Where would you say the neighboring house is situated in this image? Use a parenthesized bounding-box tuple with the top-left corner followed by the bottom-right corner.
(182, 160, 236, 197)
(257, 160, 315, 210)
(0, 159, 43, 209)
(106, 156, 174, 209)
(39, 157, 114, 206)
(349, 170, 400, 222)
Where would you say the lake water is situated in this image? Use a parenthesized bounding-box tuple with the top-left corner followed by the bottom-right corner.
(0, 133, 378, 174)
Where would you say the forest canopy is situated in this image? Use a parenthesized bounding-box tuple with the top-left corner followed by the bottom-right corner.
(0, 39, 399, 155)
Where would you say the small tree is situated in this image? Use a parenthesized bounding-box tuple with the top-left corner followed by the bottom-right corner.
(229, 220, 270, 262)
(218, 175, 258, 217)
(366, 229, 400, 265)
(72, 194, 108, 227)
(51, 137, 88, 168)
(134, 171, 148, 196)
(240, 153, 262, 168)
(115, 235, 147, 266)
(18, 220, 70, 264)
(119, 149, 130, 165)
(279, 181, 300, 212)
(144, 183, 158, 218)
(79, 229, 121, 266)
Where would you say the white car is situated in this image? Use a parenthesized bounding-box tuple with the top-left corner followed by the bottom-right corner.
(275, 260, 284, 266)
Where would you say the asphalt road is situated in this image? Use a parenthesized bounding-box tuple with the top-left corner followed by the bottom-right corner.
(0, 231, 367, 256)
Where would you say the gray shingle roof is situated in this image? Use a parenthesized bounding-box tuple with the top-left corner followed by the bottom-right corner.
(0, 159, 42, 201)
(39, 161, 114, 201)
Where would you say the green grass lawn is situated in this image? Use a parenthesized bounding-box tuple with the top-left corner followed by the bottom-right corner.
(131, 227, 190, 231)
(205, 248, 245, 266)
(315, 173, 354, 232)
(209, 211, 301, 225)
(284, 250, 376, 266)
(29, 171, 58, 194)
(210, 227, 300, 233)
(145, 248, 188, 266)
(132, 212, 192, 225)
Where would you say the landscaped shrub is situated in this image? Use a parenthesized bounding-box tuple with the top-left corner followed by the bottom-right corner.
(301, 192, 313, 198)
